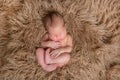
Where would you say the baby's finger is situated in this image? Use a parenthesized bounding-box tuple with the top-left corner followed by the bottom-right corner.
(58, 44, 61, 46)
(56, 42, 60, 44)
(55, 53, 60, 58)
(58, 44, 61, 47)
(56, 44, 61, 47)
(58, 42, 61, 45)
(54, 54, 58, 58)
(53, 54, 58, 58)
(51, 55, 56, 59)
(49, 52, 53, 55)
(46, 49, 49, 54)
(50, 51, 56, 56)
(51, 53, 55, 57)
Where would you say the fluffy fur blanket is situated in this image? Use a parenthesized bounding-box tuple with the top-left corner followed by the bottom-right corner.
(0, 0, 120, 80)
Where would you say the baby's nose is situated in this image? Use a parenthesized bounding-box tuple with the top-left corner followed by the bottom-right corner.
(55, 37, 60, 41)
(55, 35, 59, 39)
(53, 37, 57, 41)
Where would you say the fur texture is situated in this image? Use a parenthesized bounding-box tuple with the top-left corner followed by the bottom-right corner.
(0, 0, 120, 80)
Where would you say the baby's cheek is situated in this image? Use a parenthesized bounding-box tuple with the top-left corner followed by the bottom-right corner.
(50, 36, 56, 41)
(62, 34, 66, 39)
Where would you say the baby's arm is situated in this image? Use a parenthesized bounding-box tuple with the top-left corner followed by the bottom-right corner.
(50, 35, 73, 58)
(58, 35, 73, 53)
(40, 33, 61, 49)
(59, 46, 72, 53)
(40, 33, 50, 48)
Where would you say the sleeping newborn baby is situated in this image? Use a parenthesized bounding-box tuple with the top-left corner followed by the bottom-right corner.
(36, 11, 73, 72)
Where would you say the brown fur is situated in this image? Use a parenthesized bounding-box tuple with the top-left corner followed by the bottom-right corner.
(0, 0, 120, 80)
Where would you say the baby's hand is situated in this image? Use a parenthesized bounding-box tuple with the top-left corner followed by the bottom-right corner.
(50, 49, 61, 58)
(48, 41, 61, 49)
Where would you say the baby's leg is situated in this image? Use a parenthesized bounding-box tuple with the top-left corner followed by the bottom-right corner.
(46, 52, 70, 67)
(36, 48, 57, 72)
(53, 53, 70, 67)
(36, 48, 46, 67)
(45, 48, 53, 64)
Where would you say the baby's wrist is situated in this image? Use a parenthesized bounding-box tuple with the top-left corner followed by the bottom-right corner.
(58, 49, 63, 53)
(47, 41, 51, 47)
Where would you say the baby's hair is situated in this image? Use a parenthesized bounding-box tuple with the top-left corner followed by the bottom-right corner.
(42, 11, 64, 30)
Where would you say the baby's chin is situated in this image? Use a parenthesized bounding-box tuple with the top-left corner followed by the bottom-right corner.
(54, 40, 62, 42)
(54, 37, 66, 42)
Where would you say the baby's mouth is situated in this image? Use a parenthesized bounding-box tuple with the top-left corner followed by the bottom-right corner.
(58, 38, 65, 41)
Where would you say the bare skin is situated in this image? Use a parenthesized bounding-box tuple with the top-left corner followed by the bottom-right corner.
(36, 15, 73, 72)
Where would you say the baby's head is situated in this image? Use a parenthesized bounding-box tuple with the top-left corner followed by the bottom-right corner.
(43, 11, 67, 41)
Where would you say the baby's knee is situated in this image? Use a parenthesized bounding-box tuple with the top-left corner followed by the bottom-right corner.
(58, 54, 70, 67)
(36, 48, 44, 53)
(61, 53, 70, 64)
(36, 48, 45, 59)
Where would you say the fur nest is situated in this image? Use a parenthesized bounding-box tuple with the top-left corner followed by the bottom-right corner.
(0, 0, 120, 80)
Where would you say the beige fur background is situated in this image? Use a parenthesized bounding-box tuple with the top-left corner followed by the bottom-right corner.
(0, 0, 120, 80)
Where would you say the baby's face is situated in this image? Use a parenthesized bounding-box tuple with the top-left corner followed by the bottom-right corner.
(48, 23, 67, 42)
(46, 15, 67, 41)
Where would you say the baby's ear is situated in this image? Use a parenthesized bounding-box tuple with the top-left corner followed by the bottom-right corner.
(64, 23, 67, 28)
